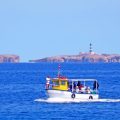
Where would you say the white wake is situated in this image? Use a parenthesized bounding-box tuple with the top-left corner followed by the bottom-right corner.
(34, 98, 120, 103)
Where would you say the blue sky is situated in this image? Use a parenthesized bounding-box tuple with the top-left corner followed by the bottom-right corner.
(0, 0, 120, 62)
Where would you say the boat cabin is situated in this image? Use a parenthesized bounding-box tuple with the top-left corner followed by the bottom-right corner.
(52, 78, 68, 91)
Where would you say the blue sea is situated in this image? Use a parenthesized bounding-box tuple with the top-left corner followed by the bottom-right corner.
(0, 63, 120, 120)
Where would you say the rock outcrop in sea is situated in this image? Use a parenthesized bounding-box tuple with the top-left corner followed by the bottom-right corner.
(29, 52, 120, 63)
(0, 55, 20, 63)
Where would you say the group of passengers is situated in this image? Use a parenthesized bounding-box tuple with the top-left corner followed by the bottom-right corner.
(68, 81, 99, 94)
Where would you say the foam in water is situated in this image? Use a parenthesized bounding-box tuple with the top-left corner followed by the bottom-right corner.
(34, 98, 120, 103)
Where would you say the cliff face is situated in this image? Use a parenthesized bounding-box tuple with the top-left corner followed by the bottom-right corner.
(30, 53, 120, 63)
(0, 55, 20, 63)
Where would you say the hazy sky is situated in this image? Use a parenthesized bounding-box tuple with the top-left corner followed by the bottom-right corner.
(0, 0, 120, 62)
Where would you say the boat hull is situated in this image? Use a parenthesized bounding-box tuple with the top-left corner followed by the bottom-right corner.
(46, 90, 99, 100)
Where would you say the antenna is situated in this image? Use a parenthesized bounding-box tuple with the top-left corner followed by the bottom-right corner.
(58, 64, 61, 78)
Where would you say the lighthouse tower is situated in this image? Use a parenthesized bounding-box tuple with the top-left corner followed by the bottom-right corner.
(89, 43, 94, 54)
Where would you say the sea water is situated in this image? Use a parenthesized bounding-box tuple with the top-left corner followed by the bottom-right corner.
(0, 63, 120, 120)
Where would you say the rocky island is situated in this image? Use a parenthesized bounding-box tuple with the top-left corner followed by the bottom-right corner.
(30, 44, 120, 63)
(29, 52, 120, 63)
(0, 55, 20, 63)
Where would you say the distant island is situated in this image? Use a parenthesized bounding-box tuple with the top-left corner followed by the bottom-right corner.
(29, 43, 120, 63)
(29, 53, 120, 63)
(0, 55, 20, 63)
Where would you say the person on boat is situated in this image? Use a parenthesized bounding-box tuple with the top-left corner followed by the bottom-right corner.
(69, 84, 72, 91)
(73, 82, 77, 91)
(85, 87, 91, 93)
(46, 76, 50, 89)
(77, 81, 81, 87)
(77, 81, 83, 90)
(93, 81, 99, 90)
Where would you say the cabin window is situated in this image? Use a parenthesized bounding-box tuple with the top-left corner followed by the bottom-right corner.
(53, 81, 59, 86)
(61, 81, 66, 85)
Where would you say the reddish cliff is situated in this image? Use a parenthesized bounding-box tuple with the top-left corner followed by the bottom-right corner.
(0, 55, 20, 63)
(30, 53, 120, 63)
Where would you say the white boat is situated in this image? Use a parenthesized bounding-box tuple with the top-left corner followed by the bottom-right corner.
(45, 77, 99, 100)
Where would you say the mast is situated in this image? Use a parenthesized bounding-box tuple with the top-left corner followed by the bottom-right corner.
(58, 64, 61, 78)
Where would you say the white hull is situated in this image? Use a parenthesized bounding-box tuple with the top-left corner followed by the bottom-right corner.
(46, 90, 99, 100)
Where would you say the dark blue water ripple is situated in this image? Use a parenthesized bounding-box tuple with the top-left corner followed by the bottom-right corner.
(0, 63, 120, 120)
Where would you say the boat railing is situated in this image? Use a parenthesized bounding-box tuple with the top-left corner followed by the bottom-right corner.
(69, 79, 99, 94)
(45, 78, 99, 94)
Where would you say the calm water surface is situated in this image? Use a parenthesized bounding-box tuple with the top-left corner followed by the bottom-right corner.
(0, 63, 120, 120)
